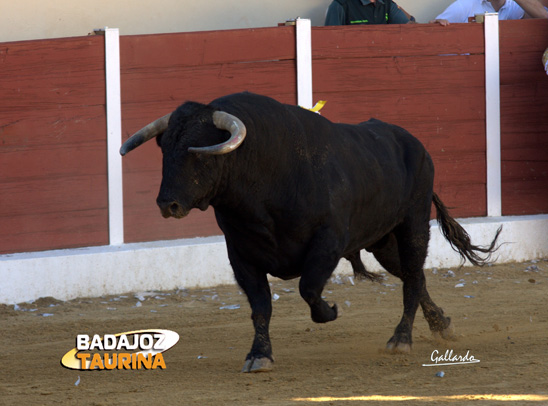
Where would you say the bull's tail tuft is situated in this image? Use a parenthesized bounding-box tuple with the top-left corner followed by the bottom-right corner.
(433, 193, 502, 266)
(346, 252, 384, 283)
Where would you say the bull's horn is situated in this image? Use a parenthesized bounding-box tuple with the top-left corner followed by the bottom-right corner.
(188, 111, 246, 155)
(119, 113, 171, 156)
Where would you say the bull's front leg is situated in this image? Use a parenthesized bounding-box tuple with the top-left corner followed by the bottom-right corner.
(299, 228, 344, 323)
(233, 267, 274, 373)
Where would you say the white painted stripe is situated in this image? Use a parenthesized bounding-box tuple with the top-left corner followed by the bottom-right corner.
(484, 14, 502, 217)
(296, 18, 313, 109)
(104, 28, 125, 245)
(422, 360, 480, 367)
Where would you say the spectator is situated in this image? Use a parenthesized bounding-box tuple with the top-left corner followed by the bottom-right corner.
(514, 0, 548, 18)
(325, 0, 415, 26)
(543, 46, 548, 74)
(429, 0, 525, 25)
(514, 1, 548, 75)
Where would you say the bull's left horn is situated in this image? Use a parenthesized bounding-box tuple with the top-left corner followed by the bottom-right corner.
(120, 113, 171, 156)
(188, 111, 246, 155)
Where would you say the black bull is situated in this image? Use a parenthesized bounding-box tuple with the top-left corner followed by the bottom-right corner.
(120, 92, 500, 372)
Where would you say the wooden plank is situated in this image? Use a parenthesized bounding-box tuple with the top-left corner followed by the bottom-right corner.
(125, 207, 220, 243)
(121, 60, 297, 106)
(313, 53, 485, 127)
(0, 107, 105, 148)
(500, 85, 548, 132)
(313, 54, 484, 93)
(0, 210, 108, 255)
(0, 114, 109, 252)
(501, 134, 548, 162)
(0, 35, 104, 74)
(407, 121, 486, 152)
(312, 23, 484, 59)
(315, 92, 485, 135)
(0, 147, 107, 217)
(499, 19, 548, 54)
(0, 37, 109, 254)
(499, 20, 548, 216)
(502, 161, 548, 215)
(434, 184, 486, 218)
(501, 81, 548, 165)
(0, 36, 105, 110)
(500, 51, 548, 84)
(120, 26, 296, 70)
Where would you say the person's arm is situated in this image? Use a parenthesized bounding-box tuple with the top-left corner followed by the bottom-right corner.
(514, 0, 548, 18)
(428, 1, 467, 25)
(388, 2, 411, 23)
(429, 18, 450, 26)
(397, 5, 417, 23)
(325, 2, 346, 25)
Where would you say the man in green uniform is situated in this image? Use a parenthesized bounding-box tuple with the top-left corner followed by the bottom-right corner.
(325, 0, 414, 25)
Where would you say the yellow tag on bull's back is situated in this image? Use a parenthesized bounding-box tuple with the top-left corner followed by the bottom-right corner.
(308, 100, 327, 113)
(300, 101, 327, 114)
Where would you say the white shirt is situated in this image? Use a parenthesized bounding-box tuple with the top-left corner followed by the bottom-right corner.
(435, 0, 525, 22)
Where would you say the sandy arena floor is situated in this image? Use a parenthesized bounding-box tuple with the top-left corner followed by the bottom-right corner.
(1, 260, 547, 405)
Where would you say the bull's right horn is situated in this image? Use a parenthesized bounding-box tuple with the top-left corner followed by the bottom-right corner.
(188, 111, 246, 155)
(119, 113, 171, 156)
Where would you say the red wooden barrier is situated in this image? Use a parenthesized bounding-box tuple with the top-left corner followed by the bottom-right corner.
(0, 36, 108, 254)
(499, 19, 548, 216)
(0, 21, 546, 255)
(312, 23, 487, 218)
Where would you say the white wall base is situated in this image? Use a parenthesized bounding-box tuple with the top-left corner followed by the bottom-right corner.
(1, 214, 546, 304)
(0, 236, 233, 304)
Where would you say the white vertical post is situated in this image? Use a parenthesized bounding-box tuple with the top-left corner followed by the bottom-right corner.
(484, 13, 502, 217)
(104, 28, 124, 245)
(296, 18, 313, 109)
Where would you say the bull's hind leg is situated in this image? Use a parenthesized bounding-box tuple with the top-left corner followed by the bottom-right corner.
(371, 228, 452, 352)
(386, 223, 428, 352)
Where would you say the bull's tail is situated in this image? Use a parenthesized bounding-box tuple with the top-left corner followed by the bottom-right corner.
(433, 193, 502, 266)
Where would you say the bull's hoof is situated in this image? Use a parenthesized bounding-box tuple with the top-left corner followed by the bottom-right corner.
(311, 303, 338, 323)
(432, 320, 456, 341)
(386, 333, 412, 353)
(385, 341, 412, 353)
(241, 357, 273, 373)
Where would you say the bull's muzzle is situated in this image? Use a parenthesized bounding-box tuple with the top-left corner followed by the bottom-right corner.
(157, 199, 188, 219)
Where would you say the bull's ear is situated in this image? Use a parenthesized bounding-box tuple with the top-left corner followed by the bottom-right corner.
(156, 132, 164, 148)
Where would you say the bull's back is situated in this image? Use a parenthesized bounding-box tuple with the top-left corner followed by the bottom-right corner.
(262, 104, 434, 246)
(325, 119, 434, 249)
